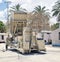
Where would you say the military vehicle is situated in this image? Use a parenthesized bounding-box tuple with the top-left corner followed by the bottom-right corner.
(6, 26, 46, 53)
(6, 11, 46, 54)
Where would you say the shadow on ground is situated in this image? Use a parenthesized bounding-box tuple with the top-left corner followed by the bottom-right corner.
(8, 49, 46, 56)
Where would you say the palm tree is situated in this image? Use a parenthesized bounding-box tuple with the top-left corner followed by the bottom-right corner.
(10, 4, 26, 11)
(0, 21, 6, 33)
(9, 4, 27, 34)
(52, 0, 60, 16)
(34, 6, 47, 14)
(32, 5, 50, 32)
(52, 0, 60, 26)
(34, 5, 50, 19)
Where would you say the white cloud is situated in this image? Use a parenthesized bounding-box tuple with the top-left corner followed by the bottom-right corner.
(5, 0, 58, 11)
(0, 0, 2, 3)
(21, 0, 39, 11)
(5, 0, 57, 12)
(0, 11, 4, 19)
(49, 17, 57, 25)
(0, 0, 58, 24)
(5, 0, 33, 11)
(6, 0, 19, 3)
(0, 9, 7, 23)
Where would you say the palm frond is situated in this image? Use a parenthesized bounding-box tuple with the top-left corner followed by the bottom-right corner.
(52, 11, 59, 16)
(52, 0, 60, 16)
(42, 6, 46, 10)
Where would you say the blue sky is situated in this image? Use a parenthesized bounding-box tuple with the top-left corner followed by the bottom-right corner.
(0, 0, 58, 24)
(0, 0, 11, 10)
(0, 0, 11, 22)
(0, 1, 6, 11)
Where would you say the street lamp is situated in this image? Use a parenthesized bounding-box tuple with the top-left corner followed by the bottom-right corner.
(4, 1, 11, 34)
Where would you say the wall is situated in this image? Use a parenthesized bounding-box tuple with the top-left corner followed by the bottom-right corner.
(51, 28, 60, 46)
(0, 33, 8, 43)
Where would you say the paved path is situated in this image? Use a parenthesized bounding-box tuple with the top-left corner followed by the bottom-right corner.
(0, 43, 60, 62)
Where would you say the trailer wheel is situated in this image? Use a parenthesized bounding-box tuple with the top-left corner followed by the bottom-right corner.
(6, 45, 8, 51)
(23, 50, 31, 54)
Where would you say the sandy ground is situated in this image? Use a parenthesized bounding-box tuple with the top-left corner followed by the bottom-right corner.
(0, 43, 60, 62)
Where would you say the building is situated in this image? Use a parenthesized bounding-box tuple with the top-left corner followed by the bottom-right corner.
(41, 30, 52, 44)
(51, 28, 60, 46)
(0, 33, 8, 43)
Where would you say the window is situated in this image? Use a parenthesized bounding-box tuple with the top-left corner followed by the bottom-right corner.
(59, 32, 60, 40)
(1, 35, 4, 40)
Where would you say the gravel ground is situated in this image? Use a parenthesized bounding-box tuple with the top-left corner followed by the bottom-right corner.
(0, 43, 60, 62)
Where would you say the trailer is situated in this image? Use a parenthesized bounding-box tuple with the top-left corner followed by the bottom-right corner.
(6, 27, 46, 54)
(6, 11, 46, 53)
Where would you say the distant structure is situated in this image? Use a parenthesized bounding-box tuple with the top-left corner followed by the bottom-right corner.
(41, 30, 52, 44)
(0, 33, 8, 43)
(51, 13, 60, 46)
(51, 28, 60, 46)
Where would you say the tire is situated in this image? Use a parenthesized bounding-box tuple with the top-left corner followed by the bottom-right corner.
(6, 45, 8, 51)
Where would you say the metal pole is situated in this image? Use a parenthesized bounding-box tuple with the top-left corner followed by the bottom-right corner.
(59, 23, 60, 28)
(4, 1, 11, 34)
